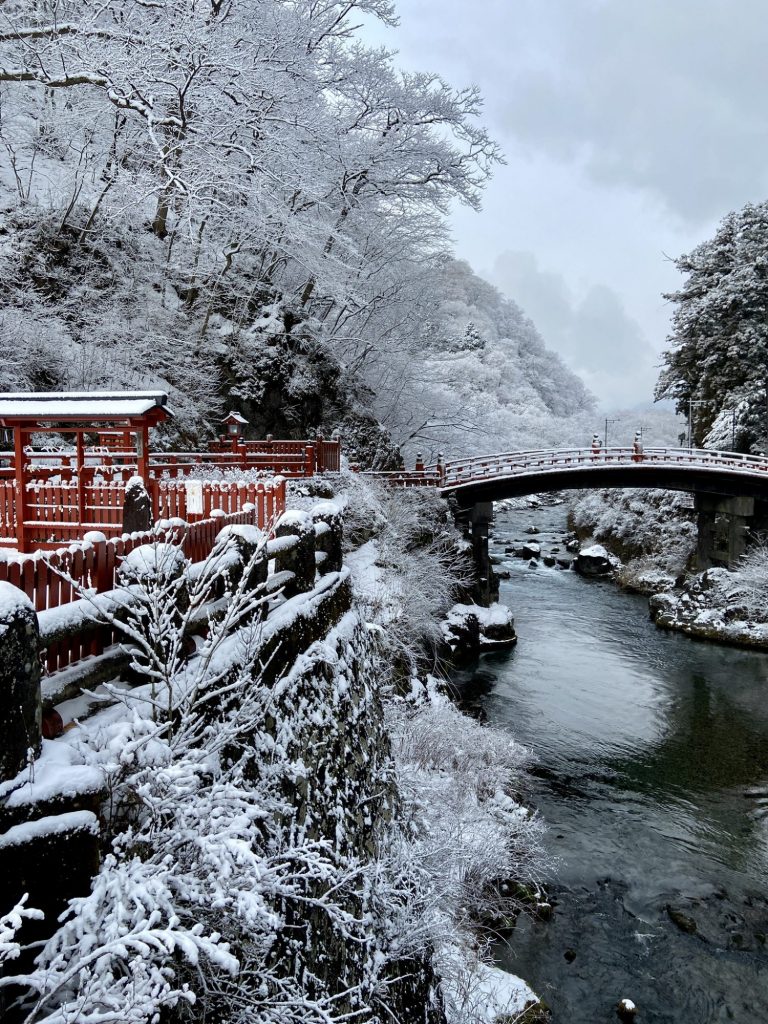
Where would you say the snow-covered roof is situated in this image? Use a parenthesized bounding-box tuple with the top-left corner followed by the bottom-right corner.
(0, 391, 171, 421)
(221, 410, 248, 424)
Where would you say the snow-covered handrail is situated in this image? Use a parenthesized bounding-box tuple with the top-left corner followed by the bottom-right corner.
(422, 446, 768, 488)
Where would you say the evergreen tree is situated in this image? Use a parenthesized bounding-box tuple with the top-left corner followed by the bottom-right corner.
(656, 201, 768, 449)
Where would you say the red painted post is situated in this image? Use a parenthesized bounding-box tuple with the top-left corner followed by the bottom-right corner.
(138, 425, 150, 482)
(14, 426, 29, 552)
(315, 434, 324, 473)
(92, 534, 110, 593)
(305, 444, 315, 477)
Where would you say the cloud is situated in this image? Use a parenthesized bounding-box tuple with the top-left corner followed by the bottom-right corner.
(491, 0, 768, 224)
(491, 250, 660, 408)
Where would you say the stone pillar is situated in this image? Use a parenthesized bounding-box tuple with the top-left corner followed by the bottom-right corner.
(275, 510, 316, 597)
(470, 502, 496, 607)
(311, 502, 344, 573)
(695, 494, 754, 569)
(217, 523, 268, 603)
(0, 583, 42, 783)
(123, 475, 153, 533)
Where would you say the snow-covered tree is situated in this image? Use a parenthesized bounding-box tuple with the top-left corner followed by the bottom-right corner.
(656, 201, 768, 450)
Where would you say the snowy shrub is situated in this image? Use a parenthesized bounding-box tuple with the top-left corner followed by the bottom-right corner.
(732, 537, 768, 620)
(3, 545, 423, 1022)
(341, 474, 471, 670)
(0, 898, 43, 967)
(569, 487, 696, 576)
(387, 694, 545, 934)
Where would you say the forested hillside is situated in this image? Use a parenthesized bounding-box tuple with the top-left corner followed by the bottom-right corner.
(0, 0, 592, 462)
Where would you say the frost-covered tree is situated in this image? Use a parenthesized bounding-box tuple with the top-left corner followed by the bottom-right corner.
(0, 0, 588, 458)
(366, 258, 595, 458)
(656, 201, 768, 450)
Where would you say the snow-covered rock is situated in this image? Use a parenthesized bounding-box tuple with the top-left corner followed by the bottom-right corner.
(443, 602, 517, 661)
(574, 543, 620, 578)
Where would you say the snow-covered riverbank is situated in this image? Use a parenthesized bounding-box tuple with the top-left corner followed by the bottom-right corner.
(566, 487, 768, 649)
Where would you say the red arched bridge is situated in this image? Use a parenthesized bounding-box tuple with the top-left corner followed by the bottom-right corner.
(380, 446, 768, 601)
(427, 446, 768, 503)
(385, 446, 768, 501)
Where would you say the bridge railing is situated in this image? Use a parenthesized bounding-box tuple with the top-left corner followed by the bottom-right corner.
(434, 446, 768, 487)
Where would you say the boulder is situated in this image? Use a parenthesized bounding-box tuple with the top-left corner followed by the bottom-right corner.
(520, 542, 541, 560)
(442, 602, 517, 662)
(574, 544, 618, 578)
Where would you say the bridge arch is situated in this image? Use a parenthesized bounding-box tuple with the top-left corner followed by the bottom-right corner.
(430, 447, 768, 604)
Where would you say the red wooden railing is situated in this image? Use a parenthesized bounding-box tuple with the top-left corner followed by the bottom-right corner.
(0, 478, 286, 675)
(0, 435, 342, 484)
(150, 449, 315, 478)
(0, 478, 286, 611)
(204, 434, 341, 475)
(0, 478, 286, 550)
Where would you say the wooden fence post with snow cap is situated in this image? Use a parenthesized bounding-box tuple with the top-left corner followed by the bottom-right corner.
(273, 510, 316, 598)
(311, 502, 343, 573)
(0, 582, 42, 783)
(83, 531, 110, 594)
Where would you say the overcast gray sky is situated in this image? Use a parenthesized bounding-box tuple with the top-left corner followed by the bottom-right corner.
(363, 0, 768, 410)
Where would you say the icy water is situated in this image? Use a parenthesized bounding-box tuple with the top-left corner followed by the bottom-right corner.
(453, 503, 768, 1024)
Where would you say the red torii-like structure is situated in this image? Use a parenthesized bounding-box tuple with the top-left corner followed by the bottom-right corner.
(0, 391, 172, 551)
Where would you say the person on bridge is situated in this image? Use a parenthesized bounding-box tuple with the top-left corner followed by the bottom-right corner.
(632, 430, 644, 462)
(591, 434, 602, 458)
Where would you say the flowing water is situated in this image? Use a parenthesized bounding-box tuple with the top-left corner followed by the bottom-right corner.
(453, 503, 768, 1023)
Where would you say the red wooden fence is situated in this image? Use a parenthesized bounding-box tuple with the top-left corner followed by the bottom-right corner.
(0, 478, 287, 550)
(0, 478, 286, 613)
(0, 480, 285, 675)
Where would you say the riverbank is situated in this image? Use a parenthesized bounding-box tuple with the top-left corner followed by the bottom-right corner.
(565, 487, 768, 650)
(463, 502, 768, 1024)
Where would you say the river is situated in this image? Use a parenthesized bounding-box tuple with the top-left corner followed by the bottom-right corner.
(453, 502, 768, 1023)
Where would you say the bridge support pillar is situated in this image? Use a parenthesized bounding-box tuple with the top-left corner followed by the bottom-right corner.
(469, 502, 497, 607)
(695, 494, 754, 570)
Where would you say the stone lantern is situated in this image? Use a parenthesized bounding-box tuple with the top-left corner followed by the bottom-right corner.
(221, 410, 248, 449)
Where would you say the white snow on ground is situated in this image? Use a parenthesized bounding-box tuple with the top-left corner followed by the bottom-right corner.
(439, 946, 539, 1023)
(472, 960, 538, 1019)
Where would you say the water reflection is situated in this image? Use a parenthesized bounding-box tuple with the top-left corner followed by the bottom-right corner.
(462, 504, 768, 1023)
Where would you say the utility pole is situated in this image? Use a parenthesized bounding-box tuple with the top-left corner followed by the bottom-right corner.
(687, 399, 707, 449)
(604, 417, 619, 447)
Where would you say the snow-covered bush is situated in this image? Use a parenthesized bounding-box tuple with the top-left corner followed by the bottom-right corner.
(569, 487, 696, 578)
(2, 539, 444, 1022)
(0, 898, 43, 967)
(379, 690, 546, 1024)
(341, 473, 471, 669)
(729, 537, 768, 620)
(389, 694, 545, 926)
